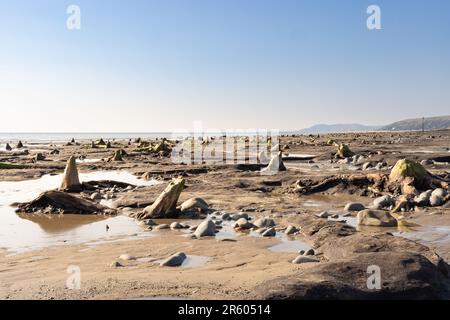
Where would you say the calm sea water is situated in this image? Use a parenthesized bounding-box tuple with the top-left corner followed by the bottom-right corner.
(0, 131, 287, 143)
(0, 132, 184, 142)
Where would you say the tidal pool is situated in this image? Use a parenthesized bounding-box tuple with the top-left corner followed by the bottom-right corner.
(0, 171, 159, 253)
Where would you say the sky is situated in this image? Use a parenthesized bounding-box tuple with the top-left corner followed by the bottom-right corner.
(0, 0, 449, 132)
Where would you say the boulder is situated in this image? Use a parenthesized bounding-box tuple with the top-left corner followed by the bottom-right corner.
(177, 197, 209, 213)
(170, 222, 183, 230)
(253, 217, 276, 228)
(357, 209, 397, 227)
(60, 156, 82, 192)
(389, 159, 431, 192)
(194, 220, 216, 238)
(415, 190, 433, 206)
(344, 202, 365, 212)
(335, 144, 354, 158)
(285, 225, 299, 235)
(262, 227, 276, 237)
(371, 195, 394, 209)
(291, 256, 320, 264)
(35, 153, 46, 161)
(432, 188, 448, 198)
(138, 178, 185, 219)
(430, 194, 444, 207)
(160, 252, 186, 267)
(233, 218, 254, 229)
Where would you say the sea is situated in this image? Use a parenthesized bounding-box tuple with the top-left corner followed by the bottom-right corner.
(0, 131, 289, 143)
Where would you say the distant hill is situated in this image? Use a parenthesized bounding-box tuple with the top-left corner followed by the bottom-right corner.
(380, 115, 450, 131)
(295, 123, 379, 134)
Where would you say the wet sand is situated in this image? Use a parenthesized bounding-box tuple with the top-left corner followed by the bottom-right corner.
(1, 130, 450, 299)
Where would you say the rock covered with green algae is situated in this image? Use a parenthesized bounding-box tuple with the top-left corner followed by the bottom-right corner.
(389, 159, 429, 184)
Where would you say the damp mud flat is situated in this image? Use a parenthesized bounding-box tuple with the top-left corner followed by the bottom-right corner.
(1, 130, 450, 300)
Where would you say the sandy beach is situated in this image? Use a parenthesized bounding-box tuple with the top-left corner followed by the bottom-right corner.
(1, 130, 450, 299)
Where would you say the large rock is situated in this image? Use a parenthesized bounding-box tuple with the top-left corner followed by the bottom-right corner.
(430, 194, 444, 207)
(357, 209, 397, 227)
(253, 217, 276, 228)
(344, 202, 365, 212)
(60, 156, 82, 192)
(160, 252, 186, 267)
(233, 218, 254, 229)
(254, 252, 450, 299)
(177, 197, 209, 213)
(138, 178, 185, 219)
(414, 190, 432, 206)
(335, 144, 354, 158)
(194, 220, 216, 238)
(371, 195, 394, 209)
(389, 159, 431, 191)
(261, 152, 287, 175)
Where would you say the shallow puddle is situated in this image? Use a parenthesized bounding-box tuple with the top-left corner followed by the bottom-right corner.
(0, 171, 159, 253)
(181, 255, 210, 268)
(76, 158, 102, 164)
(268, 235, 312, 253)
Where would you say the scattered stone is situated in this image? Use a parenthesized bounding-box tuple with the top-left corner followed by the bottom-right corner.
(160, 252, 186, 267)
(35, 153, 46, 161)
(253, 217, 276, 228)
(335, 144, 354, 158)
(170, 222, 183, 229)
(430, 194, 444, 207)
(90, 192, 102, 200)
(285, 225, 299, 235)
(317, 211, 331, 218)
(118, 254, 136, 261)
(292, 256, 320, 264)
(362, 162, 372, 170)
(178, 197, 210, 213)
(231, 213, 248, 221)
(233, 218, 254, 229)
(194, 220, 216, 238)
(357, 209, 397, 227)
(110, 261, 123, 268)
(432, 188, 448, 198)
(415, 190, 433, 206)
(371, 195, 394, 209)
(344, 202, 365, 212)
(155, 224, 170, 230)
(420, 159, 433, 166)
(261, 227, 276, 237)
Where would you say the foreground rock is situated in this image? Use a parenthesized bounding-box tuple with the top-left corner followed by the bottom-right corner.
(160, 252, 186, 267)
(357, 209, 397, 227)
(177, 197, 210, 213)
(137, 178, 185, 219)
(256, 252, 450, 299)
(16, 190, 108, 214)
(194, 220, 216, 238)
(252, 214, 450, 299)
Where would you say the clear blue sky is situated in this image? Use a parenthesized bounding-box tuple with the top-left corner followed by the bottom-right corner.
(0, 0, 449, 132)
